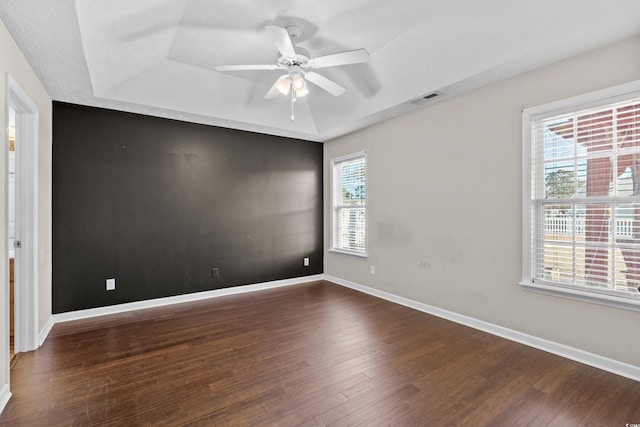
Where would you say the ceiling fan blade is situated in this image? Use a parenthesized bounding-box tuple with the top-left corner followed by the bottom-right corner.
(264, 75, 290, 99)
(265, 26, 296, 59)
(304, 72, 346, 96)
(215, 64, 280, 71)
(308, 49, 369, 69)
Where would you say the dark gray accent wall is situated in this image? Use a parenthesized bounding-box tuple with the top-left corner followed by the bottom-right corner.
(53, 102, 323, 313)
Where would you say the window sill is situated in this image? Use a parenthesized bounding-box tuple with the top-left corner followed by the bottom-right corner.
(329, 248, 368, 258)
(519, 280, 640, 312)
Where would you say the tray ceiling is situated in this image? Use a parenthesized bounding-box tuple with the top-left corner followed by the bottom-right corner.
(2, 0, 640, 141)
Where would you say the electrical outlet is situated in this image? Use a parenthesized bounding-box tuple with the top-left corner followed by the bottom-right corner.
(370, 265, 376, 275)
(211, 268, 219, 278)
(106, 278, 115, 291)
(304, 257, 309, 267)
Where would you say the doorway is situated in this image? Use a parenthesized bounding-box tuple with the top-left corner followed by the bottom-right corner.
(7, 106, 15, 363)
(5, 74, 39, 368)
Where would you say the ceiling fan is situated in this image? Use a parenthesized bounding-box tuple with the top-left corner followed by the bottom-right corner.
(214, 25, 369, 119)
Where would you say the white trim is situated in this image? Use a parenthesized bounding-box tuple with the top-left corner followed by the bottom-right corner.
(329, 150, 368, 256)
(0, 384, 11, 414)
(6, 74, 39, 353)
(325, 275, 640, 382)
(34, 273, 640, 387)
(521, 105, 533, 286)
(2, 85, 8, 416)
(38, 315, 54, 347)
(328, 248, 368, 258)
(329, 150, 368, 164)
(3, 74, 40, 413)
(52, 275, 324, 324)
(520, 280, 640, 312)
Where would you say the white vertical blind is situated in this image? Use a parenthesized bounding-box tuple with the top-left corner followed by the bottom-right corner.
(530, 96, 640, 297)
(331, 152, 367, 255)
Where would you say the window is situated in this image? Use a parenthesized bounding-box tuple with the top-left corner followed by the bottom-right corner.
(331, 151, 367, 256)
(523, 81, 640, 309)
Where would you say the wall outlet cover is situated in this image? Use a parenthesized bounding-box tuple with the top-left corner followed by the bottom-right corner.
(106, 278, 115, 291)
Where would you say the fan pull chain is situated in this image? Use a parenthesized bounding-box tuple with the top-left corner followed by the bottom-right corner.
(290, 88, 297, 121)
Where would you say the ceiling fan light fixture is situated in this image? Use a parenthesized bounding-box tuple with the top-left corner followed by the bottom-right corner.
(294, 85, 309, 97)
(291, 74, 308, 97)
(276, 76, 292, 96)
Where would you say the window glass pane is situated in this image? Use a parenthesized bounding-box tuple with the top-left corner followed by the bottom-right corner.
(614, 203, 640, 291)
(582, 203, 612, 287)
(544, 163, 578, 199)
(544, 120, 575, 160)
(335, 207, 366, 252)
(543, 204, 574, 240)
(575, 110, 614, 153)
(542, 241, 573, 284)
(614, 163, 635, 196)
(339, 160, 365, 205)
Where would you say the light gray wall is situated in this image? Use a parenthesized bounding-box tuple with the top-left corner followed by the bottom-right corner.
(324, 35, 640, 367)
(0, 16, 52, 393)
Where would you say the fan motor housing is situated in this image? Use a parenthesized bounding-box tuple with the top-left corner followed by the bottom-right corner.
(278, 47, 311, 67)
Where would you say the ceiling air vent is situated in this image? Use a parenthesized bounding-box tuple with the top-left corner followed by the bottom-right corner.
(410, 92, 441, 106)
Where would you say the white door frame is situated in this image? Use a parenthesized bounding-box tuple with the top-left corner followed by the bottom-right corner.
(5, 73, 39, 361)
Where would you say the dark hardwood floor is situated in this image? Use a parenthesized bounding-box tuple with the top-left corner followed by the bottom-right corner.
(1, 280, 639, 426)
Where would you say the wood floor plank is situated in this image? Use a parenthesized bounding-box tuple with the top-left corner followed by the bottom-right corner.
(1, 280, 639, 426)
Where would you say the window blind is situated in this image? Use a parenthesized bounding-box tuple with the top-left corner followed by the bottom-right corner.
(530, 97, 640, 297)
(331, 152, 367, 255)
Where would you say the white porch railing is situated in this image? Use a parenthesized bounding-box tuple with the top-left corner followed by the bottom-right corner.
(544, 217, 634, 238)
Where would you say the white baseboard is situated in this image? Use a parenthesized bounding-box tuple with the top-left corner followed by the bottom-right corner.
(325, 274, 640, 383)
(53, 275, 324, 324)
(40, 272, 640, 382)
(38, 316, 54, 347)
(0, 384, 11, 414)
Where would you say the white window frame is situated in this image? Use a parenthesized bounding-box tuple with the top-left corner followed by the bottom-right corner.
(521, 80, 640, 312)
(330, 151, 368, 257)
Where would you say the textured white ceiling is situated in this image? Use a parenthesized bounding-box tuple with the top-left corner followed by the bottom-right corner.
(2, 0, 640, 141)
